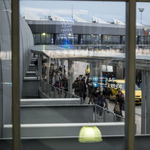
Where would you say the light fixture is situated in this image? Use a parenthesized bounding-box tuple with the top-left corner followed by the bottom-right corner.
(42, 33, 46, 35)
(79, 126, 103, 143)
(138, 7, 145, 24)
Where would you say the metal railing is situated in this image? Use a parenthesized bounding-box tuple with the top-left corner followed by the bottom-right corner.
(94, 104, 125, 122)
(40, 80, 83, 104)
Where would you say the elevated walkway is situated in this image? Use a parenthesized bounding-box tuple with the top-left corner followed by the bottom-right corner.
(4, 50, 127, 149)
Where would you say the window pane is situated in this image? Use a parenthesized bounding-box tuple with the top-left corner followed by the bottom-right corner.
(19, 1, 128, 149)
(0, 0, 13, 146)
(136, 3, 150, 141)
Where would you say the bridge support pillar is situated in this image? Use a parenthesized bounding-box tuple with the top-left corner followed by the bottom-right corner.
(55, 58, 57, 70)
(94, 62, 99, 77)
(47, 58, 51, 84)
(116, 66, 123, 79)
(98, 63, 103, 92)
(68, 60, 74, 94)
(90, 62, 94, 80)
(38, 54, 42, 80)
(61, 59, 64, 76)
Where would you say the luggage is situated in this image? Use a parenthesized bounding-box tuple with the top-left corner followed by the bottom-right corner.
(113, 102, 120, 112)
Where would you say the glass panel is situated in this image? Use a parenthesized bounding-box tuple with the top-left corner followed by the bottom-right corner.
(136, 3, 150, 141)
(35, 34, 41, 44)
(0, 0, 12, 147)
(41, 33, 46, 44)
(19, 1, 127, 149)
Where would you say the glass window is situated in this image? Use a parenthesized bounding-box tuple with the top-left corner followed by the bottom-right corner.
(18, 1, 135, 149)
(46, 34, 51, 44)
(41, 33, 46, 44)
(35, 34, 41, 44)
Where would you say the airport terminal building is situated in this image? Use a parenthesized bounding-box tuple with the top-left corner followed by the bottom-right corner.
(25, 12, 150, 47)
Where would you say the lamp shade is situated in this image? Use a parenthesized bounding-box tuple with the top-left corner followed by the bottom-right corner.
(79, 126, 103, 143)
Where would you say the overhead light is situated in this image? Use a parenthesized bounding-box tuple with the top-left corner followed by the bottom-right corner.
(42, 33, 46, 35)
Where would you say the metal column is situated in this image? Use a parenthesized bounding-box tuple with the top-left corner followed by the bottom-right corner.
(125, 0, 136, 150)
(95, 62, 99, 77)
(141, 70, 146, 134)
(99, 63, 103, 92)
(58, 59, 60, 68)
(38, 54, 40, 79)
(90, 62, 94, 80)
(39, 55, 42, 79)
(47, 58, 51, 84)
(12, 0, 20, 149)
(68, 60, 74, 94)
(146, 71, 150, 134)
(55, 58, 57, 69)
(62, 59, 64, 76)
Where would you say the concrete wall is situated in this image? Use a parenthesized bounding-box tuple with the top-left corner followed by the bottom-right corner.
(0, 0, 34, 133)
(22, 80, 40, 98)
(20, 105, 93, 124)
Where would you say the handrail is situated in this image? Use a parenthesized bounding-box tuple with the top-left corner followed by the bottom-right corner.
(95, 104, 125, 122)
(31, 49, 49, 58)
(40, 79, 83, 104)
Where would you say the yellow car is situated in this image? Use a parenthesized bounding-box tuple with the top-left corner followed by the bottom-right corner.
(85, 64, 90, 75)
(107, 79, 142, 104)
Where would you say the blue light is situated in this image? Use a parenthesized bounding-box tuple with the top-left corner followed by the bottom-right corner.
(59, 38, 74, 49)
(93, 82, 98, 87)
(93, 76, 98, 82)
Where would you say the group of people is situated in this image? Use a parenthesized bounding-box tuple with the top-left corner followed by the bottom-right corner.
(87, 79, 124, 119)
(37, 59, 124, 119)
(72, 75, 87, 101)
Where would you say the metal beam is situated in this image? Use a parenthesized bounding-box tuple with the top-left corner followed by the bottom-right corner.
(141, 70, 146, 134)
(125, 0, 136, 150)
(68, 60, 74, 94)
(62, 59, 64, 76)
(12, 0, 20, 149)
(47, 58, 51, 84)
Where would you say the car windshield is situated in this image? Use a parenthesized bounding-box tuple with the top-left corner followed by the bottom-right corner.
(119, 83, 139, 91)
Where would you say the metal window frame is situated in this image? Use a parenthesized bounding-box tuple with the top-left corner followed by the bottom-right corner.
(12, 0, 150, 150)
(12, 0, 20, 150)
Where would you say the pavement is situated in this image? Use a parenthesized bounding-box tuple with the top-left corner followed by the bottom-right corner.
(84, 97, 142, 134)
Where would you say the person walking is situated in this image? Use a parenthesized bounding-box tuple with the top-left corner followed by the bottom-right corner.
(82, 79, 87, 102)
(88, 80, 93, 98)
(86, 75, 90, 97)
(79, 80, 84, 98)
(88, 87, 97, 104)
(55, 71, 61, 88)
(96, 92, 107, 118)
(61, 75, 68, 98)
(73, 80, 80, 96)
(115, 91, 124, 116)
(103, 85, 113, 100)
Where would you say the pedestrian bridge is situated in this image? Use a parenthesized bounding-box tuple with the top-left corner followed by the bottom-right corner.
(30, 45, 150, 71)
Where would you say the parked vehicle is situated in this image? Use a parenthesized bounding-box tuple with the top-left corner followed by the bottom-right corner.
(107, 79, 142, 104)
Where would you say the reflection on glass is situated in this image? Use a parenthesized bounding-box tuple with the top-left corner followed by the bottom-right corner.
(79, 126, 103, 143)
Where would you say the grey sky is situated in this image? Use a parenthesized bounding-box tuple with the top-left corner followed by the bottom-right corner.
(20, 1, 150, 24)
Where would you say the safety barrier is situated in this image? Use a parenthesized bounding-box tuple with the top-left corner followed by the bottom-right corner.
(40, 80, 83, 104)
(94, 104, 125, 122)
